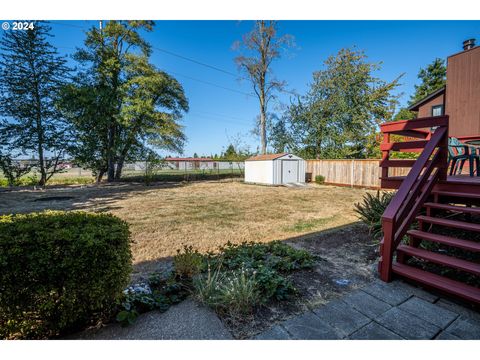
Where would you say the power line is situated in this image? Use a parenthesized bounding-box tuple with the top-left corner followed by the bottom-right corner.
(49, 21, 242, 81)
(193, 110, 251, 123)
(168, 70, 255, 98)
(48, 21, 90, 30)
(187, 113, 252, 127)
(152, 46, 238, 78)
(48, 21, 257, 98)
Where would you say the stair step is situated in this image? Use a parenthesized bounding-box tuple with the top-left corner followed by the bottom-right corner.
(424, 202, 480, 216)
(407, 229, 480, 252)
(392, 263, 480, 304)
(397, 245, 480, 276)
(416, 215, 480, 232)
(432, 190, 480, 200)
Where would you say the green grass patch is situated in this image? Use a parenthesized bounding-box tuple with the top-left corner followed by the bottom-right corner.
(284, 215, 338, 232)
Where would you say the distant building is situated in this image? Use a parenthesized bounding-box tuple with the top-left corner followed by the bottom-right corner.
(165, 157, 215, 170)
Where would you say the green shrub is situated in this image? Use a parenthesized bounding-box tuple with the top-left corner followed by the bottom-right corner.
(211, 241, 315, 274)
(315, 175, 325, 184)
(174, 245, 205, 278)
(354, 191, 396, 239)
(0, 210, 132, 339)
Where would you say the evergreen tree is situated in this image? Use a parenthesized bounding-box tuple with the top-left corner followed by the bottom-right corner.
(268, 116, 291, 153)
(223, 144, 237, 160)
(393, 107, 416, 121)
(410, 58, 446, 105)
(0, 21, 71, 186)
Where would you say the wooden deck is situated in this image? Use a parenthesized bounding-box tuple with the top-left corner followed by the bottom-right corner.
(447, 175, 480, 184)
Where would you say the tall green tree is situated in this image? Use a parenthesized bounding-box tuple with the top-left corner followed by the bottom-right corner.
(0, 21, 71, 186)
(233, 21, 294, 155)
(410, 58, 446, 105)
(285, 47, 401, 159)
(393, 107, 416, 121)
(59, 21, 188, 181)
(268, 115, 291, 153)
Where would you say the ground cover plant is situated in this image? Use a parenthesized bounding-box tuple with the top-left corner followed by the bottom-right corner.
(116, 241, 315, 326)
(193, 241, 315, 317)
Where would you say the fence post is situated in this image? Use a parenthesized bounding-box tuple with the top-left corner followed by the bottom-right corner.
(351, 159, 354, 187)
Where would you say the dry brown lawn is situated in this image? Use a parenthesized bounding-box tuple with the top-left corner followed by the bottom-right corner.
(0, 180, 372, 274)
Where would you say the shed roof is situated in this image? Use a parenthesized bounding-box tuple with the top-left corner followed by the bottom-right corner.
(245, 153, 289, 161)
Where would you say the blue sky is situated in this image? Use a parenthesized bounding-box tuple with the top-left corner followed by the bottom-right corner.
(7, 20, 480, 156)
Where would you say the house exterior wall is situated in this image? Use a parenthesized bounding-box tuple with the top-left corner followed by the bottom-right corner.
(417, 93, 445, 118)
(446, 46, 480, 137)
(245, 160, 273, 184)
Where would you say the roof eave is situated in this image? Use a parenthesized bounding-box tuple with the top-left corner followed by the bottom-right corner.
(408, 86, 446, 112)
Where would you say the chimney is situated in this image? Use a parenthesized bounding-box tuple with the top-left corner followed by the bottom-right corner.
(463, 38, 476, 51)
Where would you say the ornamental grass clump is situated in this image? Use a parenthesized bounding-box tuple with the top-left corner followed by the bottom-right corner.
(193, 264, 260, 317)
(354, 191, 396, 239)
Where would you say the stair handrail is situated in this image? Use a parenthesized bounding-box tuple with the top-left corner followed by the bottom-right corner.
(379, 116, 449, 281)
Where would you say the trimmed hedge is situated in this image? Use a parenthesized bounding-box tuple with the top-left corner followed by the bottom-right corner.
(0, 211, 132, 339)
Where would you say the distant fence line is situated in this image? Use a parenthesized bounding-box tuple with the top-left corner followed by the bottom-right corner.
(124, 160, 245, 172)
(0, 160, 245, 179)
(305, 159, 410, 189)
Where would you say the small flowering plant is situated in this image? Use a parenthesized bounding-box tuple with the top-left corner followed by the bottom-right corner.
(116, 277, 189, 326)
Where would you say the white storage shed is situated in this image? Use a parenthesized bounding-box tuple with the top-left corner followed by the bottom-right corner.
(244, 153, 306, 185)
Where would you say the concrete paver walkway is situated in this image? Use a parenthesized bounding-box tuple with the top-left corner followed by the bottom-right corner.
(71, 279, 480, 340)
(71, 299, 233, 340)
(253, 279, 480, 340)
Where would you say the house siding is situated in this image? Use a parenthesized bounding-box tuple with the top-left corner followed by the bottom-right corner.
(446, 46, 480, 137)
(417, 93, 445, 118)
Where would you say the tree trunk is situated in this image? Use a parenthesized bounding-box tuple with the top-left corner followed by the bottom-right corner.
(107, 123, 116, 182)
(114, 157, 124, 181)
(96, 169, 105, 183)
(260, 108, 267, 155)
(37, 143, 46, 186)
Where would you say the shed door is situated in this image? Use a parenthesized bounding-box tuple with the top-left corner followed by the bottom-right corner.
(281, 160, 298, 183)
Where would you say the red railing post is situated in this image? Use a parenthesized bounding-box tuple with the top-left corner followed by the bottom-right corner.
(381, 133, 390, 181)
(439, 116, 449, 181)
(379, 217, 395, 282)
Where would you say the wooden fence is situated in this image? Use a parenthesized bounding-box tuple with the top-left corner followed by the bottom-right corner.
(306, 159, 411, 189)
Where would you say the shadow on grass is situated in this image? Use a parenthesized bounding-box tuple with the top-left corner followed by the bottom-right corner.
(133, 221, 378, 283)
(0, 181, 186, 215)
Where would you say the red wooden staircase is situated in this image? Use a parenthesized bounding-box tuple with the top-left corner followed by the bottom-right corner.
(378, 115, 480, 305)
